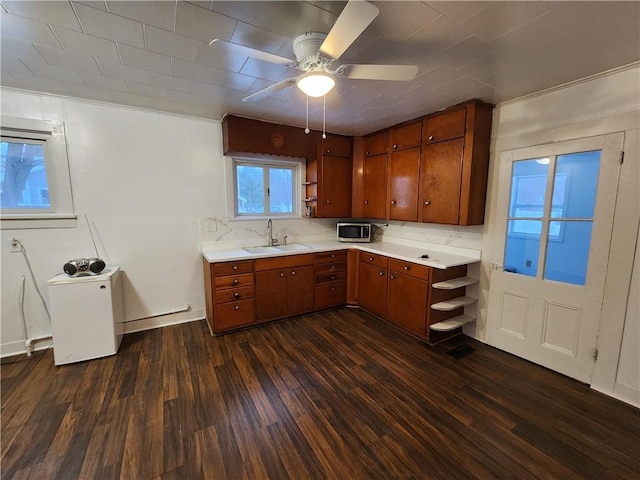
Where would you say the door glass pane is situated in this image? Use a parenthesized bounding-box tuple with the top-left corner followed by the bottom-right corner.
(237, 165, 264, 214)
(1, 140, 50, 209)
(509, 159, 549, 218)
(551, 150, 601, 219)
(504, 220, 541, 277)
(268, 167, 293, 213)
(545, 221, 593, 285)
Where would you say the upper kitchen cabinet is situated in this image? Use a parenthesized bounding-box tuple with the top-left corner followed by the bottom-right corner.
(419, 100, 493, 226)
(387, 121, 422, 222)
(306, 134, 353, 218)
(361, 131, 389, 219)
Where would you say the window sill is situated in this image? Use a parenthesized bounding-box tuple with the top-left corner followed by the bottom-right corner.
(1, 213, 77, 229)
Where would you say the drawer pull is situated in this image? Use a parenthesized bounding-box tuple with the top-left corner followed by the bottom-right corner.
(291, 271, 296, 275)
(331, 254, 336, 258)
(424, 200, 431, 205)
(393, 144, 398, 149)
(234, 292, 240, 299)
(404, 265, 410, 271)
(232, 279, 239, 285)
(280, 272, 285, 277)
(369, 257, 374, 261)
(428, 135, 434, 141)
(234, 305, 240, 310)
(232, 265, 238, 270)
(330, 265, 335, 270)
(331, 287, 335, 292)
(330, 275, 336, 280)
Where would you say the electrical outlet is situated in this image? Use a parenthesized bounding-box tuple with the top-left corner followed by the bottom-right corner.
(205, 221, 217, 232)
(10, 238, 21, 253)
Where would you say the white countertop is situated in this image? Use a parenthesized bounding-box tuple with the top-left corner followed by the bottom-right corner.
(202, 239, 480, 269)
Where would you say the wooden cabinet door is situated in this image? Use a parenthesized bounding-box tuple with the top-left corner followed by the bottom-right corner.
(321, 134, 352, 158)
(318, 155, 352, 218)
(364, 131, 388, 157)
(255, 269, 288, 321)
(287, 265, 315, 316)
(390, 121, 421, 151)
(423, 108, 466, 144)
(362, 153, 387, 219)
(358, 261, 388, 318)
(419, 137, 464, 224)
(388, 272, 428, 337)
(388, 147, 420, 221)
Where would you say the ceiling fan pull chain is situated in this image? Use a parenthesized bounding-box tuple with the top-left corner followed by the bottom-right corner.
(322, 95, 327, 139)
(305, 95, 310, 134)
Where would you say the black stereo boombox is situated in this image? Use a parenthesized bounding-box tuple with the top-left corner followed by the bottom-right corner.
(63, 257, 106, 277)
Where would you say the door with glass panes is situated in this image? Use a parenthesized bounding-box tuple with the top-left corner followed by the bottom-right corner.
(486, 133, 623, 383)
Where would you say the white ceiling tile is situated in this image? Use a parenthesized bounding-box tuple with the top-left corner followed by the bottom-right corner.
(1, 37, 47, 64)
(404, 14, 471, 57)
(106, 1, 176, 32)
(212, 70, 255, 90)
(52, 26, 120, 63)
(265, 2, 338, 38)
(375, 2, 441, 42)
(168, 89, 216, 106)
(198, 41, 249, 71)
(434, 75, 490, 98)
(63, 81, 113, 101)
(144, 25, 201, 61)
(97, 59, 147, 83)
(3, 1, 82, 31)
(36, 45, 102, 74)
(126, 80, 167, 100)
(208, 1, 281, 29)
(175, 2, 237, 43)
(433, 35, 497, 70)
(78, 70, 128, 91)
(21, 59, 84, 84)
(146, 97, 185, 115)
(148, 71, 191, 92)
(74, 1, 107, 12)
(230, 22, 288, 54)
(9, 72, 71, 93)
(0, 11, 62, 48)
(188, 80, 228, 99)
(74, 3, 144, 48)
(171, 58, 217, 83)
(119, 44, 171, 74)
(1, 56, 36, 77)
(109, 90, 150, 108)
(426, 1, 497, 24)
(462, 1, 550, 42)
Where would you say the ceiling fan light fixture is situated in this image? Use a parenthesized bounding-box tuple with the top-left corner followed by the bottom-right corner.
(296, 71, 335, 97)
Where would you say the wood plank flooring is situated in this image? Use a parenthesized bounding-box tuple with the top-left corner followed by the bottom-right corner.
(2, 307, 639, 479)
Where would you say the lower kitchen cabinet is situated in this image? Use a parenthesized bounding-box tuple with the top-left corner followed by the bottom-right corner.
(315, 250, 347, 309)
(387, 259, 430, 337)
(358, 253, 389, 318)
(255, 254, 314, 322)
(203, 258, 257, 334)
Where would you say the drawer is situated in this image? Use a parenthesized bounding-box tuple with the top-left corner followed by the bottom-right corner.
(315, 250, 347, 264)
(214, 272, 254, 289)
(423, 107, 466, 144)
(214, 260, 254, 277)
(315, 282, 347, 309)
(359, 252, 389, 269)
(214, 299, 256, 332)
(315, 261, 347, 275)
(215, 285, 254, 304)
(389, 259, 430, 280)
(315, 270, 347, 285)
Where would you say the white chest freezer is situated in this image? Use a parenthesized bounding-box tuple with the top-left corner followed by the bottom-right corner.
(47, 266, 124, 365)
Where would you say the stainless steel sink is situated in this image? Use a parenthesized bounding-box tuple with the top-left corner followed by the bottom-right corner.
(274, 243, 311, 252)
(242, 243, 311, 254)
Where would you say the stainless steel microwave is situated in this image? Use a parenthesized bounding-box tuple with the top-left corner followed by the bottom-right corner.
(337, 222, 372, 243)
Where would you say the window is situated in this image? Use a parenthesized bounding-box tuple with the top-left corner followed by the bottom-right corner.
(233, 158, 300, 217)
(1, 116, 76, 229)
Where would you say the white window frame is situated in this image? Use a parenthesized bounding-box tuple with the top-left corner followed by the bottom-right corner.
(1, 116, 76, 229)
(226, 156, 303, 220)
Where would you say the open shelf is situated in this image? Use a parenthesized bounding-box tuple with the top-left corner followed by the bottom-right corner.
(430, 315, 475, 331)
(431, 296, 476, 311)
(432, 276, 478, 290)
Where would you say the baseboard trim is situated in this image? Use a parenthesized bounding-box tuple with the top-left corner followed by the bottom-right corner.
(122, 308, 205, 334)
(1, 337, 53, 358)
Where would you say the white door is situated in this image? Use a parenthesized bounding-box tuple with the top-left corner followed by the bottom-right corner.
(486, 133, 623, 383)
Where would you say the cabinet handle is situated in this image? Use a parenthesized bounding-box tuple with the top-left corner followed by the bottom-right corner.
(365, 151, 370, 155)
(428, 135, 434, 141)
(330, 265, 335, 270)
(331, 254, 336, 258)
(379, 271, 385, 276)
(330, 275, 336, 280)
(393, 144, 398, 149)
(234, 305, 240, 310)
(232, 279, 239, 285)
(326, 149, 331, 153)
(424, 200, 431, 205)
(280, 272, 285, 277)
(331, 287, 335, 292)
(234, 292, 240, 299)
(369, 257, 374, 261)
(326, 200, 330, 204)
(232, 265, 238, 270)
(391, 200, 396, 205)
(364, 200, 369, 205)
(390, 274, 396, 279)
(404, 265, 410, 271)
(291, 271, 296, 275)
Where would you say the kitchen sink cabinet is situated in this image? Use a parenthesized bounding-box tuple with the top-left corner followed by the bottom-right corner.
(420, 100, 493, 226)
(203, 258, 257, 334)
(315, 250, 348, 309)
(358, 253, 389, 318)
(255, 254, 315, 322)
(387, 259, 430, 337)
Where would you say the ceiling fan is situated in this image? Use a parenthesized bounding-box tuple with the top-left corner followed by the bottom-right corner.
(209, 0, 419, 103)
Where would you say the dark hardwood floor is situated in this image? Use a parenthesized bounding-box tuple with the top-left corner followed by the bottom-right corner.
(2, 307, 639, 479)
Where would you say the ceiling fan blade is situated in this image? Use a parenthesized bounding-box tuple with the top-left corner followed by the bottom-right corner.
(242, 78, 298, 103)
(341, 64, 419, 81)
(209, 39, 295, 65)
(319, 0, 379, 60)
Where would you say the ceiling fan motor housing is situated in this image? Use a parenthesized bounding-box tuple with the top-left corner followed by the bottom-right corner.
(293, 32, 331, 70)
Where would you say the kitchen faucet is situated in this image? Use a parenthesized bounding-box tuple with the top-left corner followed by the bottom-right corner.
(267, 217, 278, 246)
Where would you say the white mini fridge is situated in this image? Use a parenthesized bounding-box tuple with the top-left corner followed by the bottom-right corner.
(47, 266, 124, 365)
